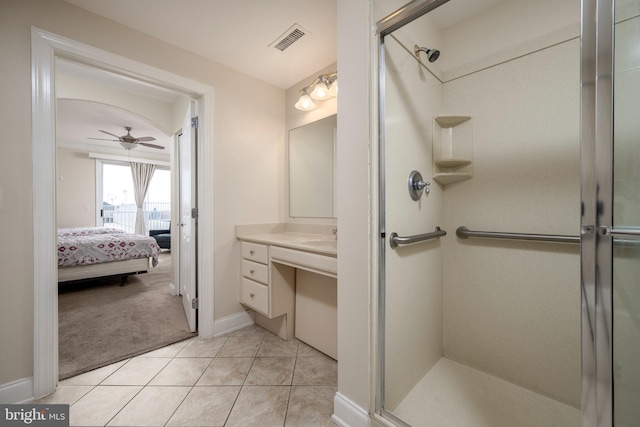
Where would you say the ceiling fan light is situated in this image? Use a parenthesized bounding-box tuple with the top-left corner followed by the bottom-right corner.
(310, 81, 329, 100)
(120, 141, 137, 150)
(295, 92, 316, 111)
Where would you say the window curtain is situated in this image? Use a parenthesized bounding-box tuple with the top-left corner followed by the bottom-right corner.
(130, 162, 156, 235)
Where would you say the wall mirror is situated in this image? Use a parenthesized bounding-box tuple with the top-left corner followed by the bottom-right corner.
(289, 114, 337, 218)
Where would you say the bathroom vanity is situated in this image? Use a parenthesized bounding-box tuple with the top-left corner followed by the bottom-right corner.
(236, 223, 337, 359)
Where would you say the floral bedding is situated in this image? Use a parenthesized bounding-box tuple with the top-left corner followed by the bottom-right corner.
(57, 228, 160, 268)
(57, 226, 127, 237)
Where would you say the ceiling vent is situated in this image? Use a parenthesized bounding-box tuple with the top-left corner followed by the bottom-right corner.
(270, 24, 308, 51)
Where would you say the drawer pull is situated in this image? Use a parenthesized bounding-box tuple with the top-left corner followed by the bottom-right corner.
(250, 250, 255, 255)
(250, 293, 255, 299)
(250, 269, 255, 274)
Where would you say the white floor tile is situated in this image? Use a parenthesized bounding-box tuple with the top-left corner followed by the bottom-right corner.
(35, 385, 93, 405)
(149, 358, 212, 386)
(61, 360, 128, 386)
(107, 386, 190, 427)
(139, 339, 191, 358)
(101, 358, 170, 386)
(69, 386, 141, 427)
(177, 337, 227, 358)
(166, 386, 241, 427)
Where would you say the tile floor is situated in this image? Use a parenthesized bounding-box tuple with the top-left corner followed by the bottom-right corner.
(36, 324, 338, 427)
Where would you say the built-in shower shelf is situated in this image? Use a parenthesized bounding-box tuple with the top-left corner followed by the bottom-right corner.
(435, 158, 472, 168)
(433, 115, 473, 186)
(433, 172, 473, 185)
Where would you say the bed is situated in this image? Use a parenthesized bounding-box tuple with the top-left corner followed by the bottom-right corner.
(57, 227, 160, 284)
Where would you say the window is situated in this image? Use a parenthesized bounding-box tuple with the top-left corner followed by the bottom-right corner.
(101, 162, 171, 233)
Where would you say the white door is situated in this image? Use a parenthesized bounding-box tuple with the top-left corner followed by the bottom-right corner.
(179, 101, 197, 332)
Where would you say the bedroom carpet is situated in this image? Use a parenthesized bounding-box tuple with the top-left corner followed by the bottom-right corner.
(58, 251, 196, 380)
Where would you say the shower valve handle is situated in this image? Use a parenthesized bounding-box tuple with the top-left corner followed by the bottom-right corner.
(414, 180, 430, 193)
(408, 170, 430, 200)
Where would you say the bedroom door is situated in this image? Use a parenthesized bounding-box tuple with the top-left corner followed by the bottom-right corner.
(179, 101, 197, 332)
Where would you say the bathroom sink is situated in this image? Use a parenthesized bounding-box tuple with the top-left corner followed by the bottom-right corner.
(301, 239, 337, 249)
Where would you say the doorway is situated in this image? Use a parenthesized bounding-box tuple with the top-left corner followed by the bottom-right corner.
(32, 28, 214, 399)
(55, 66, 198, 378)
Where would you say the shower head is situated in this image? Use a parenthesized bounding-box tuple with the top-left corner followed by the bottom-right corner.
(414, 45, 440, 62)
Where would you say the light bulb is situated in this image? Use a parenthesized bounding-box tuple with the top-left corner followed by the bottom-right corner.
(295, 92, 316, 111)
(311, 81, 329, 100)
(328, 80, 338, 97)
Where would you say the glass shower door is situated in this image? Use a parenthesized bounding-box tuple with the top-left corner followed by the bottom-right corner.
(613, 1, 640, 425)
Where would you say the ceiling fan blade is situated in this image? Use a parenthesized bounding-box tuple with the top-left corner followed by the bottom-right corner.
(88, 137, 118, 141)
(135, 136, 156, 142)
(139, 142, 165, 150)
(99, 130, 122, 139)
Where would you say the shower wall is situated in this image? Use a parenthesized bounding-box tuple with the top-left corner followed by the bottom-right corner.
(440, 33, 581, 407)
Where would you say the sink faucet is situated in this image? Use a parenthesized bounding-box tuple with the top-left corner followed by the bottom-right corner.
(332, 228, 337, 239)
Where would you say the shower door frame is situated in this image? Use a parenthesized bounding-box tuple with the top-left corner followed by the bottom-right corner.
(373, 0, 617, 426)
(581, 0, 614, 426)
(374, 1, 450, 425)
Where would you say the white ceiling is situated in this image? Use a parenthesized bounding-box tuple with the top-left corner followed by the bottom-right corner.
(63, 0, 338, 90)
(56, 98, 172, 159)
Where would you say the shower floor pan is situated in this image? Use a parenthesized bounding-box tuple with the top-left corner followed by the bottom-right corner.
(392, 358, 580, 427)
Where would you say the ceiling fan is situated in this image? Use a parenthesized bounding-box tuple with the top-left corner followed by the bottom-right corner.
(89, 126, 164, 150)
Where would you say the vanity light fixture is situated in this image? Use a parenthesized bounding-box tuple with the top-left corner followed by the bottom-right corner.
(294, 88, 316, 111)
(295, 72, 337, 110)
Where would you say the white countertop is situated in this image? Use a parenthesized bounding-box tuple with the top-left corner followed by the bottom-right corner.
(237, 231, 337, 257)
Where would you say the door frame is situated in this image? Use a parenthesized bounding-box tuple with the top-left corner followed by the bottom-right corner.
(581, 0, 614, 426)
(374, 2, 449, 424)
(31, 27, 215, 398)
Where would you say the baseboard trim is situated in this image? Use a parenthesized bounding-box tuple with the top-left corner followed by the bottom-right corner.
(0, 377, 34, 404)
(213, 310, 255, 337)
(332, 391, 370, 427)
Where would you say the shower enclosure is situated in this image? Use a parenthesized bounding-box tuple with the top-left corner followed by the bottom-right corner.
(375, 0, 640, 426)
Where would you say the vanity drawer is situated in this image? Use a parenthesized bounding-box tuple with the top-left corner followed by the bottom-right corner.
(241, 242, 268, 264)
(241, 277, 269, 315)
(242, 259, 269, 285)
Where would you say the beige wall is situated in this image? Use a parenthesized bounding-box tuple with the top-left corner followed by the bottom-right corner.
(56, 148, 96, 228)
(0, 0, 284, 387)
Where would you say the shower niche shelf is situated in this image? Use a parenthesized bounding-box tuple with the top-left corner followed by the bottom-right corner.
(432, 115, 473, 185)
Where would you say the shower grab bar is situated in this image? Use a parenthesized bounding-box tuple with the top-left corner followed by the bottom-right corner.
(389, 227, 446, 248)
(607, 227, 640, 238)
(456, 226, 580, 244)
